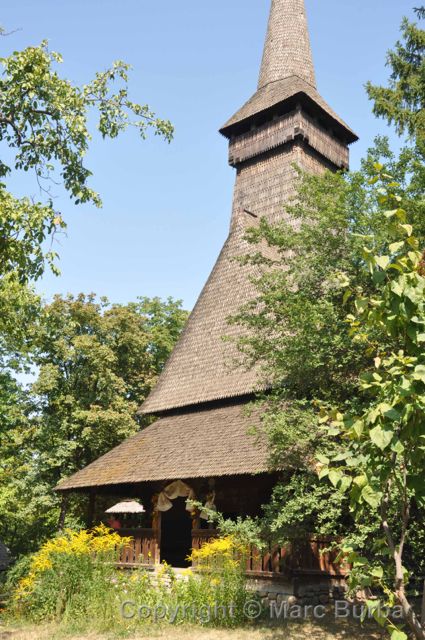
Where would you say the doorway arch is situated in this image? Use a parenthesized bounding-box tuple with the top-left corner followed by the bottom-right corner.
(160, 497, 192, 567)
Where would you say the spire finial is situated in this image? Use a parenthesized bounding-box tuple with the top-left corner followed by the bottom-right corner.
(258, 0, 316, 89)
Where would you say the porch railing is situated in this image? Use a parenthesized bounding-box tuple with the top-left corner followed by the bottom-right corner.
(192, 529, 348, 577)
(280, 536, 350, 577)
(191, 528, 219, 554)
(117, 528, 349, 578)
(246, 536, 349, 577)
(117, 528, 159, 567)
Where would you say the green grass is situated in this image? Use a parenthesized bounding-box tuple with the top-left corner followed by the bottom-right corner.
(0, 617, 386, 640)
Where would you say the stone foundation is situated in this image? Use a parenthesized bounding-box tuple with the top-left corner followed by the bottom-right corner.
(247, 575, 294, 609)
(294, 579, 348, 607)
(247, 574, 348, 609)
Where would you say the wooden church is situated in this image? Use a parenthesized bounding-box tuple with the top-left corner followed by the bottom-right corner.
(58, 0, 357, 575)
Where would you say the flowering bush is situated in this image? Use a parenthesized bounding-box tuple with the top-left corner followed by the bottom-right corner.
(11, 524, 130, 622)
(7, 530, 256, 631)
(185, 535, 254, 626)
(190, 534, 247, 570)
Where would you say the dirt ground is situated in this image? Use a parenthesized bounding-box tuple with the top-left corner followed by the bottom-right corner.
(0, 618, 387, 640)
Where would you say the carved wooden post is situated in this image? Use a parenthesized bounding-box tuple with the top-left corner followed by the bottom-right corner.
(58, 493, 69, 532)
(86, 489, 96, 528)
(151, 495, 161, 564)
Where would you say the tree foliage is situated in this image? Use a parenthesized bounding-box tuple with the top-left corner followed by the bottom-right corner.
(263, 472, 350, 543)
(0, 41, 173, 284)
(317, 175, 425, 640)
(0, 295, 187, 556)
(231, 10, 425, 640)
(0, 32, 178, 557)
(366, 7, 425, 148)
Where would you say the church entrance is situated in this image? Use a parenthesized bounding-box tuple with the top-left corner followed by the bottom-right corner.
(160, 497, 192, 567)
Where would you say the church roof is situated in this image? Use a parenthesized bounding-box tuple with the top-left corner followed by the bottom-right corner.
(220, 75, 358, 143)
(140, 221, 271, 415)
(141, 3, 356, 418)
(57, 0, 358, 494)
(56, 403, 269, 490)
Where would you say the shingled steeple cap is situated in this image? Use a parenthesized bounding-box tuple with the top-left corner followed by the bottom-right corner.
(220, 0, 357, 142)
(258, 0, 316, 89)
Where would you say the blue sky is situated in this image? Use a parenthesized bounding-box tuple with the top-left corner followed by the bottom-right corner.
(2, 0, 417, 310)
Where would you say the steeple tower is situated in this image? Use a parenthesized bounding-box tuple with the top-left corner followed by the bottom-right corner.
(258, 0, 316, 89)
(58, 1, 359, 498)
(219, 0, 357, 230)
(140, 0, 358, 414)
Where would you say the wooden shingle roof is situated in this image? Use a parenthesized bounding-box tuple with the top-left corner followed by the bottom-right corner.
(221, 0, 357, 142)
(56, 0, 357, 495)
(220, 76, 358, 142)
(258, 0, 316, 89)
(56, 403, 269, 490)
(140, 221, 271, 415)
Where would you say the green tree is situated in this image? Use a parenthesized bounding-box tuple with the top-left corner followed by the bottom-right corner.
(318, 175, 425, 640)
(0, 38, 173, 384)
(0, 373, 36, 555)
(366, 7, 425, 150)
(231, 165, 396, 557)
(230, 10, 424, 639)
(0, 41, 173, 283)
(31, 294, 187, 486)
(0, 295, 187, 555)
(365, 6, 425, 210)
(320, 178, 425, 639)
(0, 34, 175, 555)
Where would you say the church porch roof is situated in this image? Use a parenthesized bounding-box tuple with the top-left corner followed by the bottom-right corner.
(56, 402, 270, 491)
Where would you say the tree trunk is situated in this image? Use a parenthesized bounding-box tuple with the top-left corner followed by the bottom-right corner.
(57, 493, 69, 532)
(381, 474, 424, 638)
(421, 580, 425, 627)
(396, 588, 425, 640)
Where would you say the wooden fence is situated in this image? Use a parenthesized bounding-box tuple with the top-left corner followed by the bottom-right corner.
(117, 528, 159, 567)
(118, 528, 349, 578)
(281, 536, 350, 577)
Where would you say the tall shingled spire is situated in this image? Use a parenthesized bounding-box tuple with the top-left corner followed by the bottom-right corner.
(220, 0, 357, 143)
(258, 0, 316, 89)
(139, 0, 357, 415)
(57, 0, 359, 496)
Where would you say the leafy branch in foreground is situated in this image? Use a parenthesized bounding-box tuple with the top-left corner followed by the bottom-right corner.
(0, 41, 173, 282)
(318, 171, 425, 640)
(0, 43, 173, 205)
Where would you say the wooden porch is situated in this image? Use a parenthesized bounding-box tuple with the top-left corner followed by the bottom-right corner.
(117, 528, 349, 579)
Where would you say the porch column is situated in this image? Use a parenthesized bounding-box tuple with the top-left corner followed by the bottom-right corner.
(57, 493, 69, 532)
(152, 504, 161, 564)
(86, 488, 96, 528)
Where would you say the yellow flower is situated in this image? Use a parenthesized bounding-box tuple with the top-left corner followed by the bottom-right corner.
(189, 534, 248, 570)
(13, 525, 132, 602)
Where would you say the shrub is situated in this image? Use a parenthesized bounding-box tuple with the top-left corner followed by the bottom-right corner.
(3, 555, 32, 594)
(185, 535, 253, 626)
(10, 524, 130, 623)
(8, 529, 257, 631)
